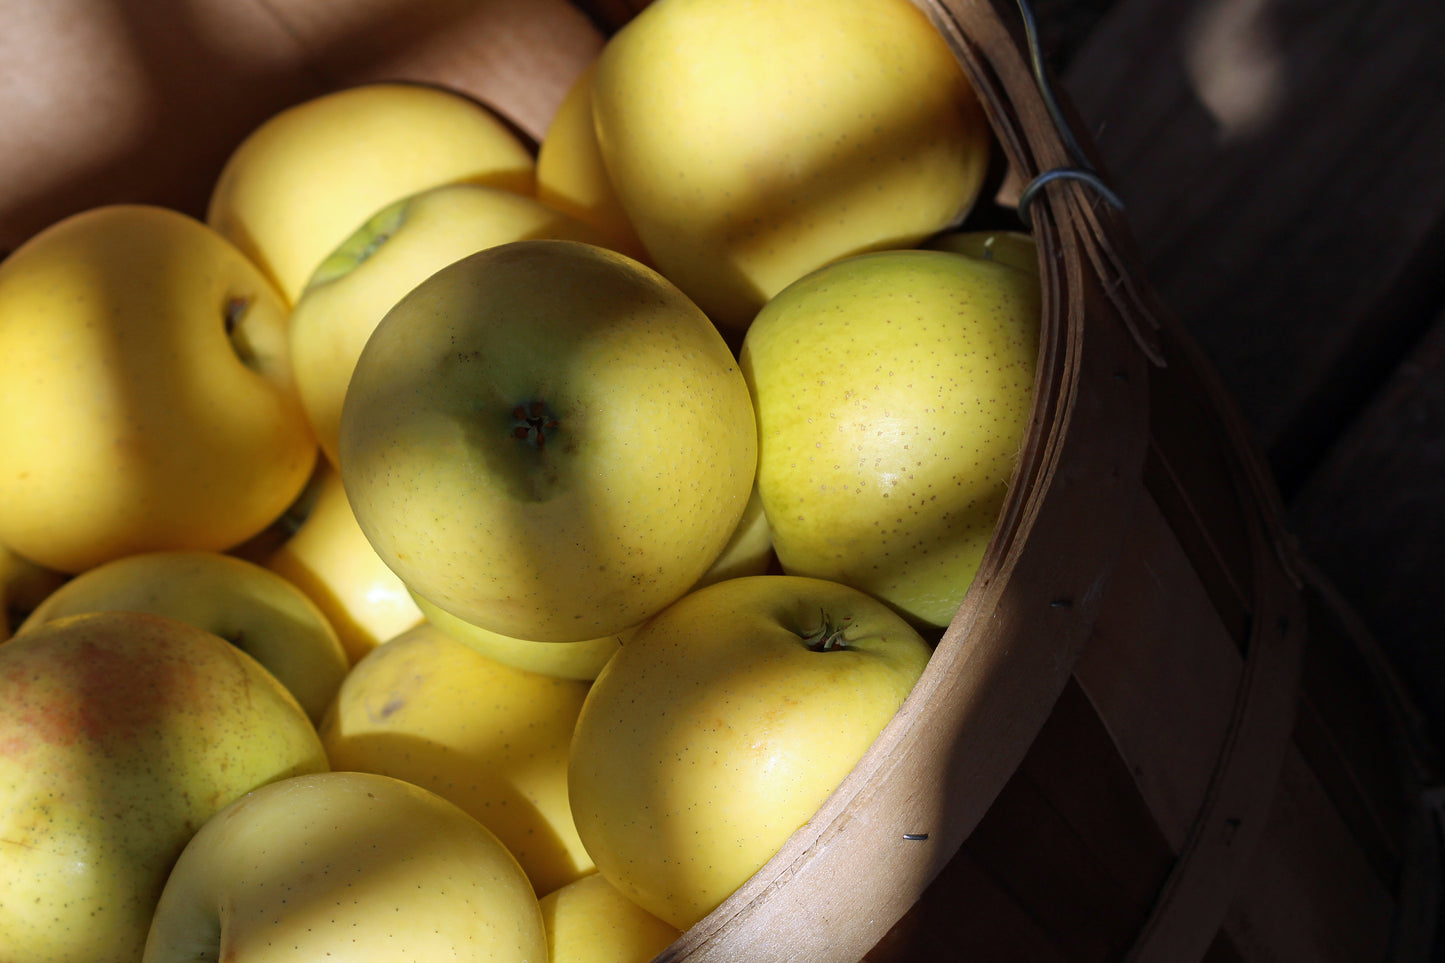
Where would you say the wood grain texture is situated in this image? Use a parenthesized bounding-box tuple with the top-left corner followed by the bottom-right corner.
(1060, 0, 1445, 487)
(1057, 0, 1445, 804)
(0, 0, 602, 253)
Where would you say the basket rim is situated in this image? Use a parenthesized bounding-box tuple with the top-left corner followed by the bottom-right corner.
(653, 0, 1162, 958)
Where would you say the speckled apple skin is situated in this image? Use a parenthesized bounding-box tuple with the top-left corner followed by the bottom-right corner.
(591, 0, 992, 330)
(319, 621, 595, 897)
(16, 549, 350, 725)
(339, 239, 758, 644)
(567, 574, 932, 931)
(0, 610, 328, 963)
(142, 771, 547, 963)
(540, 871, 680, 963)
(740, 247, 1041, 630)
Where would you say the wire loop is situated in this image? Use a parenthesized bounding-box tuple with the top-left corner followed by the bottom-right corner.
(1017, 167, 1127, 228)
(1013, 0, 1126, 227)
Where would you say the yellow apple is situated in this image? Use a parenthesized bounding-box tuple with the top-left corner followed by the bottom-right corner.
(142, 771, 547, 963)
(414, 591, 627, 682)
(0, 610, 328, 963)
(540, 872, 681, 963)
(409, 481, 771, 682)
(339, 239, 757, 642)
(690, 479, 774, 588)
(318, 622, 594, 897)
(264, 464, 423, 664)
(0, 543, 67, 643)
(591, 0, 992, 330)
(567, 574, 932, 930)
(291, 181, 613, 467)
(535, 62, 649, 263)
(207, 81, 536, 304)
(0, 204, 318, 575)
(16, 550, 349, 724)
(927, 227, 1040, 277)
(741, 247, 1040, 630)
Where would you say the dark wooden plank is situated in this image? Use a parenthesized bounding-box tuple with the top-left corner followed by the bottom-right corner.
(1058, 0, 1445, 493)
(1289, 312, 1445, 750)
(1221, 745, 1400, 962)
(1051, 0, 1445, 907)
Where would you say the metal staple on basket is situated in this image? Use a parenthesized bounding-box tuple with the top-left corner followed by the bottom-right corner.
(1012, 0, 1126, 228)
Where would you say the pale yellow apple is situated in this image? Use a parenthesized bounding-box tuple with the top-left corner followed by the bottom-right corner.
(319, 622, 594, 897)
(535, 62, 649, 263)
(0, 543, 67, 643)
(414, 591, 627, 682)
(207, 81, 536, 304)
(264, 464, 423, 664)
(540, 872, 681, 963)
(291, 181, 613, 467)
(16, 549, 349, 724)
(339, 239, 757, 642)
(568, 574, 932, 930)
(142, 771, 546, 963)
(741, 247, 1040, 630)
(0, 204, 318, 575)
(0, 610, 328, 963)
(927, 227, 1040, 277)
(690, 479, 774, 589)
(591, 0, 992, 330)
(409, 482, 770, 681)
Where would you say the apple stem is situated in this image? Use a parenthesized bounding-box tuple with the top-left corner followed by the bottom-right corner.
(802, 610, 850, 651)
(510, 401, 560, 450)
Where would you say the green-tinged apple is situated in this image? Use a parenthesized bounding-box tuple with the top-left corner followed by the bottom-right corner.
(410, 481, 771, 682)
(319, 622, 594, 897)
(0, 204, 318, 575)
(535, 63, 649, 263)
(207, 81, 536, 304)
(567, 574, 932, 930)
(927, 227, 1040, 277)
(591, 0, 993, 331)
(291, 181, 612, 466)
(414, 592, 627, 682)
(142, 771, 547, 963)
(741, 247, 1040, 631)
(264, 465, 423, 664)
(0, 610, 328, 963)
(16, 550, 349, 724)
(540, 872, 681, 963)
(339, 239, 757, 642)
(1, 543, 67, 643)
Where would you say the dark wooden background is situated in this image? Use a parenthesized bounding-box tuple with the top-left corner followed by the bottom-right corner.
(1028, 0, 1445, 761)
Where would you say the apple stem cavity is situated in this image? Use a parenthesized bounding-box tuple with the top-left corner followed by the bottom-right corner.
(223, 295, 249, 336)
(801, 610, 851, 652)
(510, 401, 560, 450)
(223, 295, 260, 367)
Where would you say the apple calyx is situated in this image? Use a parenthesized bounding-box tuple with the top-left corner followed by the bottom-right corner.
(511, 400, 561, 450)
(801, 610, 851, 652)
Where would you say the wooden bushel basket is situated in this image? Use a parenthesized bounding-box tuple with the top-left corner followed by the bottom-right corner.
(1, 0, 1438, 960)
(572, 1, 1444, 961)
